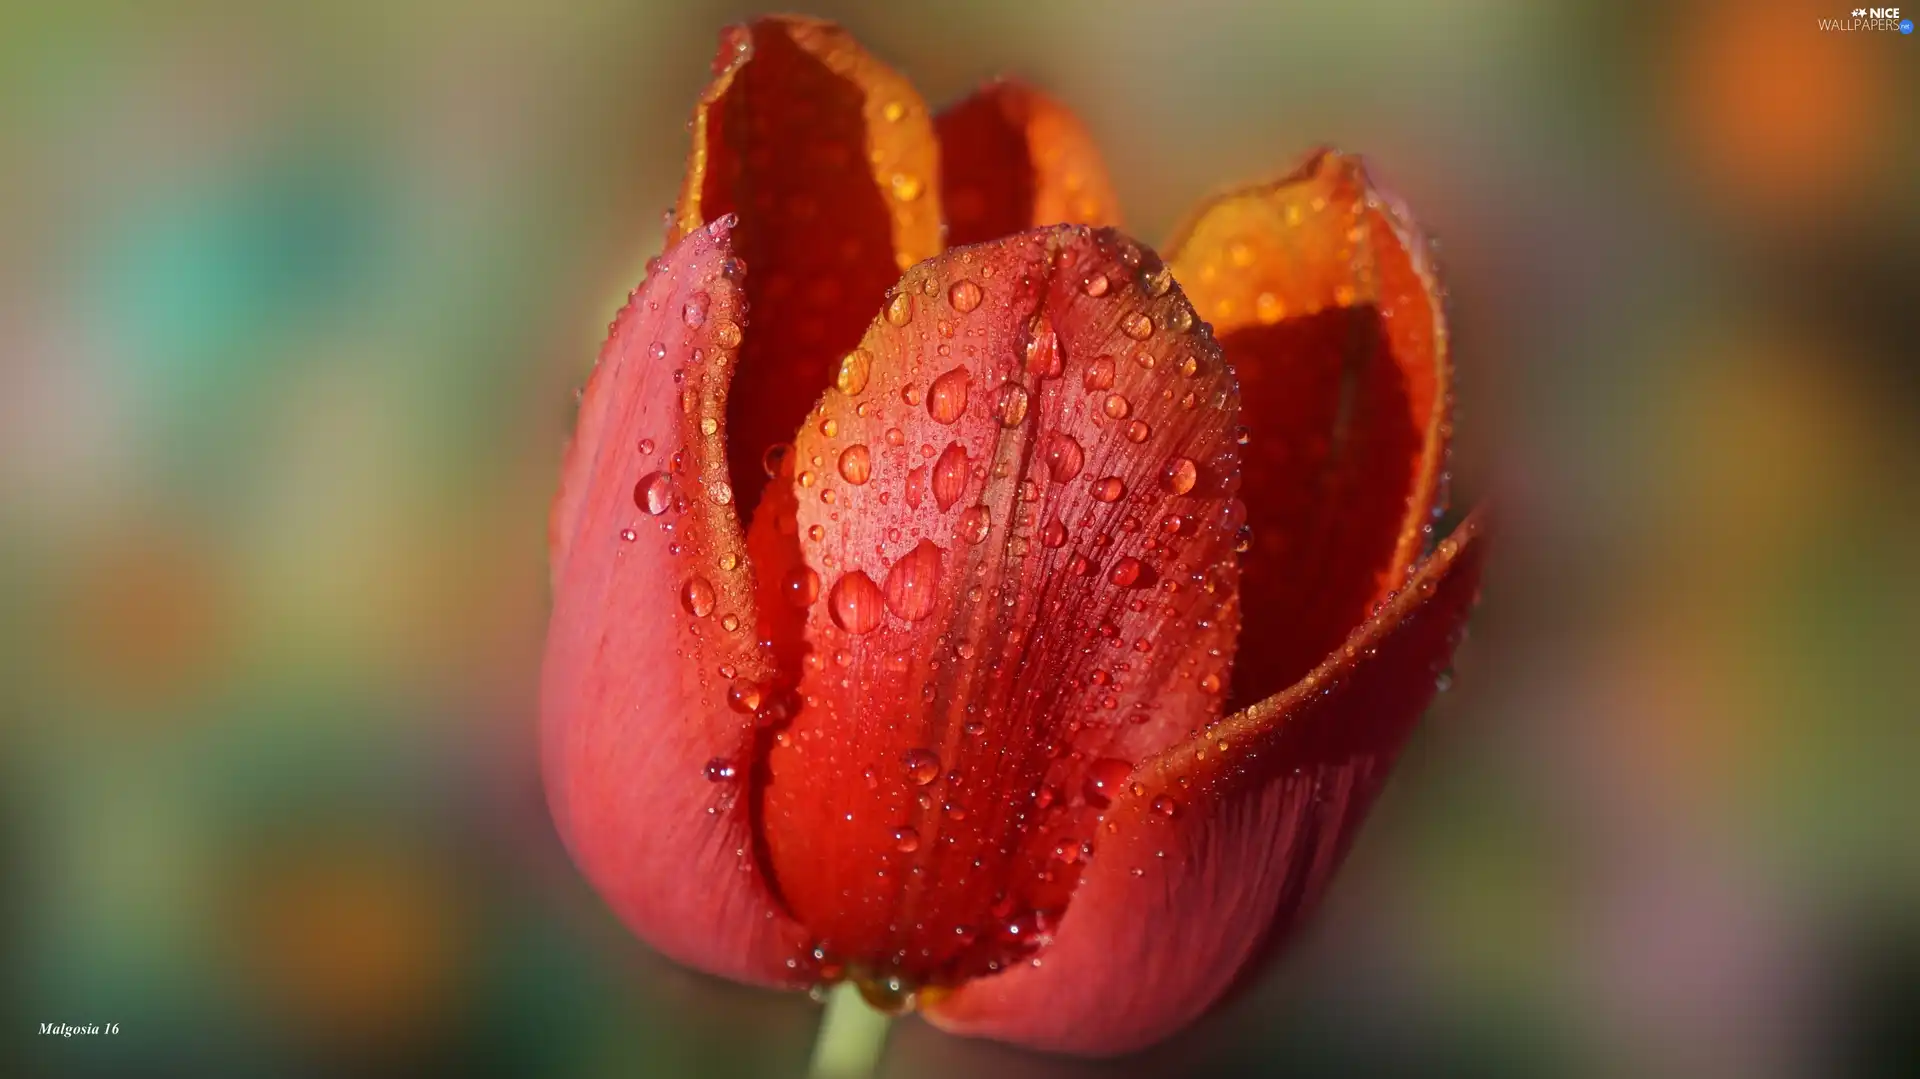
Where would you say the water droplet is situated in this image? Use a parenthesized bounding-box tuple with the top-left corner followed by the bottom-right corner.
(1125, 420, 1151, 443)
(700, 416, 718, 436)
(1092, 477, 1125, 503)
(1161, 456, 1198, 495)
(957, 505, 991, 545)
(682, 292, 710, 327)
(893, 826, 921, 852)
(1082, 272, 1110, 297)
(838, 444, 873, 485)
(836, 349, 872, 396)
(819, 417, 838, 438)
(1199, 672, 1223, 695)
(883, 539, 943, 621)
(993, 383, 1030, 427)
(932, 442, 969, 510)
(828, 571, 884, 634)
(1024, 314, 1061, 378)
(948, 279, 982, 313)
(903, 748, 941, 786)
(886, 293, 913, 326)
(1041, 432, 1083, 483)
(704, 757, 737, 782)
(638, 438, 656, 455)
(1041, 518, 1068, 548)
(1084, 757, 1132, 806)
(713, 320, 743, 348)
(1083, 354, 1116, 391)
(635, 471, 674, 515)
(682, 576, 717, 617)
(763, 442, 792, 477)
(928, 367, 970, 424)
(784, 566, 820, 608)
(1150, 794, 1179, 818)
(1102, 393, 1130, 419)
(1142, 265, 1173, 297)
(727, 680, 764, 713)
(1109, 556, 1143, 588)
(707, 480, 733, 505)
(1121, 311, 1153, 340)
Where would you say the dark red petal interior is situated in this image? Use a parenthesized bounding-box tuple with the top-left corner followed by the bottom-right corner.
(672, 17, 943, 517)
(750, 227, 1243, 992)
(928, 511, 1485, 1054)
(1168, 149, 1450, 710)
(936, 80, 1123, 247)
(542, 219, 809, 986)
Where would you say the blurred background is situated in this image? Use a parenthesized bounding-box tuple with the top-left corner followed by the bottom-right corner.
(4, 0, 1917, 1075)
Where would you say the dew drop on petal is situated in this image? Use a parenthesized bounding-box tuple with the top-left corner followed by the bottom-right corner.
(957, 505, 991, 545)
(993, 382, 1030, 427)
(883, 539, 943, 621)
(886, 292, 913, 326)
(682, 576, 717, 617)
(893, 826, 921, 852)
(682, 291, 710, 327)
(635, 471, 673, 515)
(904, 748, 941, 786)
(784, 566, 821, 608)
(704, 757, 737, 782)
(1083, 354, 1115, 391)
(1084, 757, 1132, 806)
(1103, 393, 1131, 419)
(1161, 456, 1198, 495)
(1041, 431, 1083, 483)
(1092, 477, 1125, 502)
(932, 442, 970, 510)
(1109, 556, 1143, 588)
(828, 571, 884, 634)
(1041, 518, 1068, 548)
(1121, 311, 1153, 340)
(1082, 272, 1110, 297)
(948, 279, 982, 313)
(837, 349, 872, 396)
(838, 444, 873, 485)
(929, 366, 970, 424)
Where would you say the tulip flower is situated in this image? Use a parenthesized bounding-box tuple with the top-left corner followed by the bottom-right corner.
(542, 14, 1485, 1067)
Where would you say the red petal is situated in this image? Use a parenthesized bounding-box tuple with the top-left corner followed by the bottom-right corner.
(671, 17, 944, 518)
(749, 227, 1243, 991)
(926, 510, 1485, 1054)
(1167, 149, 1450, 709)
(937, 80, 1123, 246)
(542, 219, 809, 987)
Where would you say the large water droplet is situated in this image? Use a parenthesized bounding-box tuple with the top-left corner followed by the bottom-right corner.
(682, 291, 710, 327)
(1082, 272, 1110, 298)
(903, 748, 941, 785)
(828, 571, 884, 634)
(948, 279, 982, 313)
(713, 320, 743, 348)
(1041, 518, 1068, 548)
(1102, 393, 1131, 419)
(932, 442, 969, 510)
(1084, 757, 1132, 806)
(682, 576, 717, 617)
(1109, 556, 1143, 588)
(1121, 311, 1153, 340)
(838, 444, 873, 485)
(635, 471, 674, 515)
(1092, 477, 1126, 503)
(784, 566, 821, 608)
(886, 292, 913, 326)
(1083, 354, 1116, 391)
(994, 383, 1030, 427)
(957, 505, 991, 545)
(928, 367, 970, 424)
(1161, 456, 1198, 495)
(1024, 314, 1061, 378)
(893, 826, 921, 852)
(836, 349, 872, 396)
(1041, 431, 1083, 483)
(883, 539, 943, 621)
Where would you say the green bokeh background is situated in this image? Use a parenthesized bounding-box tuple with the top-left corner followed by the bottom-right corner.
(5, 1, 1917, 1076)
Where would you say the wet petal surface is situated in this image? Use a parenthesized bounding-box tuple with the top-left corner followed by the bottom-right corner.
(751, 226, 1244, 992)
(1168, 149, 1450, 709)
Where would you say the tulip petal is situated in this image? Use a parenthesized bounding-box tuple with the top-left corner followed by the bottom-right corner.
(749, 226, 1244, 991)
(1167, 149, 1450, 709)
(937, 80, 1123, 246)
(927, 510, 1484, 1055)
(670, 17, 944, 517)
(542, 219, 810, 987)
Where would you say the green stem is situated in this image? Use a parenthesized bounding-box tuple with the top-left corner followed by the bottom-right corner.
(807, 984, 893, 1079)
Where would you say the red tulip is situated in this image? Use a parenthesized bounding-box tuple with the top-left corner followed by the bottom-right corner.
(543, 16, 1484, 1057)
